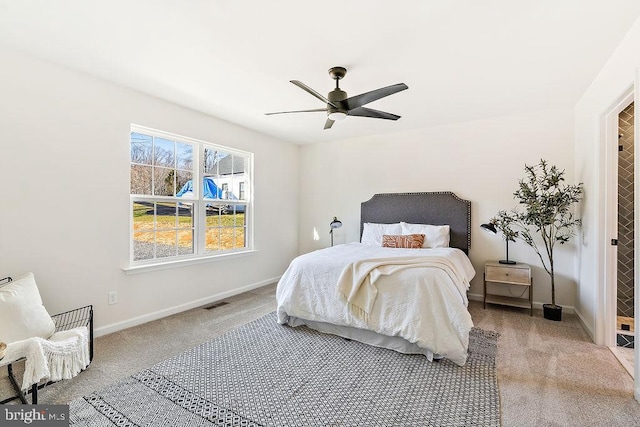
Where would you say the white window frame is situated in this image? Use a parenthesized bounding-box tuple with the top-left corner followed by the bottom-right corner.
(126, 125, 254, 272)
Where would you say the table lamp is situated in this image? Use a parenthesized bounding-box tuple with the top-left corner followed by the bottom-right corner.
(330, 217, 342, 246)
(481, 222, 516, 264)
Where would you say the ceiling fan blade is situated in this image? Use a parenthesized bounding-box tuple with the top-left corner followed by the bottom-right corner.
(347, 107, 401, 120)
(343, 83, 408, 110)
(324, 118, 335, 130)
(290, 80, 339, 109)
(265, 108, 327, 116)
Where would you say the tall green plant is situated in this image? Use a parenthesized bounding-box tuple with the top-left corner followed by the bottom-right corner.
(491, 160, 583, 307)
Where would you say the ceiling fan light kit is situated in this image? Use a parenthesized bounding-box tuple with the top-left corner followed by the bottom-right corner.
(328, 112, 347, 121)
(266, 66, 408, 130)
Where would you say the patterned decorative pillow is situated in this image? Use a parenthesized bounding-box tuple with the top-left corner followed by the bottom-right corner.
(381, 234, 425, 249)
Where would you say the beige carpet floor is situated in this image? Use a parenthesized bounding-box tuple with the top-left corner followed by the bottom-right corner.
(471, 302, 640, 426)
(2, 283, 639, 426)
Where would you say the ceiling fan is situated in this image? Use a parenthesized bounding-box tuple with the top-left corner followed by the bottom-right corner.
(265, 66, 408, 130)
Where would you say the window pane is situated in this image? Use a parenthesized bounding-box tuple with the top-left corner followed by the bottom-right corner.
(221, 155, 246, 202)
(155, 231, 177, 258)
(177, 202, 193, 229)
(217, 153, 232, 174)
(155, 203, 178, 258)
(203, 148, 221, 174)
(176, 171, 193, 198)
(238, 182, 246, 201)
(203, 176, 222, 200)
(131, 165, 152, 195)
(131, 132, 152, 165)
(154, 167, 176, 196)
(176, 142, 193, 170)
(220, 232, 230, 250)
(218, 227, 233, 250)
(133, 232, 155, 261)
(205, 228, 221, 251)
(236, 156, 247, 176)
(225, 207, 246, 226)
(154, 137, 175, 167)
(235, 227, 246, 248)
(206, 209, 221, 227)
(133, 202, 154, 232)
(177, 210, 194, 254)
(178, 231, 194, 256)
(156, 202, 177, 229)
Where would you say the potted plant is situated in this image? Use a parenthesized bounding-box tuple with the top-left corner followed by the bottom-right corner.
(490, 159, 583, 321)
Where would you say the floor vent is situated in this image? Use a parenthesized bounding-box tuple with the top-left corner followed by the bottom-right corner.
(202, 301, 229, 310)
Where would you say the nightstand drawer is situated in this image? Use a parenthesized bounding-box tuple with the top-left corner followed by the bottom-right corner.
(485, 265, 530, 285)
(484, 261, 532, 315)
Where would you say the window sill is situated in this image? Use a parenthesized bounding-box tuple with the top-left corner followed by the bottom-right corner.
(122, 250, 259, 275)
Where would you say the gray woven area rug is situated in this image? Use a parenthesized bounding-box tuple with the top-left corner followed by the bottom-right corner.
(70, 313, 500, 427)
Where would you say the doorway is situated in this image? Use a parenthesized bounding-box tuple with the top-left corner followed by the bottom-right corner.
(594, 83, 640, 402)
(615, 101, 635, 371)
(605, 88, 636, 381)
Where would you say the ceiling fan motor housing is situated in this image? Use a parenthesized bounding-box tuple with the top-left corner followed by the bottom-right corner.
(327, 89, 348, 115)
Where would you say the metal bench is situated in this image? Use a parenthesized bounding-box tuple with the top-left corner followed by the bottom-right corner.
(0, 276, 93, 404)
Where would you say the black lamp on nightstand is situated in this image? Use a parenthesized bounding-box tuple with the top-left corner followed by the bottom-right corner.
(329, 217, 342, 247)
(481, 222, 516, 264)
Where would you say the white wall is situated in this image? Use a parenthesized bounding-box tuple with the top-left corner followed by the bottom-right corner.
(574, 16, 640, 343)
(299, 108, 577, 308)
(0, 46, 299, 334)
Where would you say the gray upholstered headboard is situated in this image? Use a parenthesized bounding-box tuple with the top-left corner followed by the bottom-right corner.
(360, 192, 471, 254)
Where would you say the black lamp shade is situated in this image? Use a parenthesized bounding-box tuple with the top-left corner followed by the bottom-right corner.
(480, 223, 497, 234)
(481, 222, 515, 264)
(330, 217, 342, 229)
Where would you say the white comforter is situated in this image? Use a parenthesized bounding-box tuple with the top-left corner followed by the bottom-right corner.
(276, 243, 476, 366)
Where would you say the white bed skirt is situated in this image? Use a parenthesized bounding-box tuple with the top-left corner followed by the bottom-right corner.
(282, 315, 438, 361)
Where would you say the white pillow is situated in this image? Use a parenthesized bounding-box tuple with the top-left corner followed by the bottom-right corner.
(361, 222, 402, 246)
(0, 273, 56, 343)
(401, 222, 450, 248)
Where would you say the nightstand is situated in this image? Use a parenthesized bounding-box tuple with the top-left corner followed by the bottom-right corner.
(484, 261, 532, 316)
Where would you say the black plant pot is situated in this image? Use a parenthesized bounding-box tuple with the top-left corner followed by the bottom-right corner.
(543, 304, 562, 321)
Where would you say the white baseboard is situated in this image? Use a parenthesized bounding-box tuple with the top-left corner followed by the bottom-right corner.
(467, 292, 575, 314)
(467, 293, 484, 303)
(94, 276, 281, 337)
(573, 307, 595, 342)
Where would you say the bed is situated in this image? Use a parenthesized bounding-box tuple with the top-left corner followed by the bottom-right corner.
(276, 192, 475, 366)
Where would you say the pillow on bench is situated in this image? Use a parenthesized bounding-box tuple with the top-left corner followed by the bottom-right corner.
(0, 273, 56, 344)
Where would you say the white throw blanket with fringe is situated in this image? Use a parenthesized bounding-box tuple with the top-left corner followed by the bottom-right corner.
(1, 326, 90, 390)
(337, 256, 469, 320)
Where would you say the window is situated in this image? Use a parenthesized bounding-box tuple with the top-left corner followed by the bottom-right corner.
(130, 125, 252, 265)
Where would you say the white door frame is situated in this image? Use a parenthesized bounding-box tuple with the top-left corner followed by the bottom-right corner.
(635, 76, 640, 401)
(604, 88, 633, 346)
(602, 84, 638, 401)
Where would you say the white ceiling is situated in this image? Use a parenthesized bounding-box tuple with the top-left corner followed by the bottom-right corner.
(1, 1, 640, 145)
